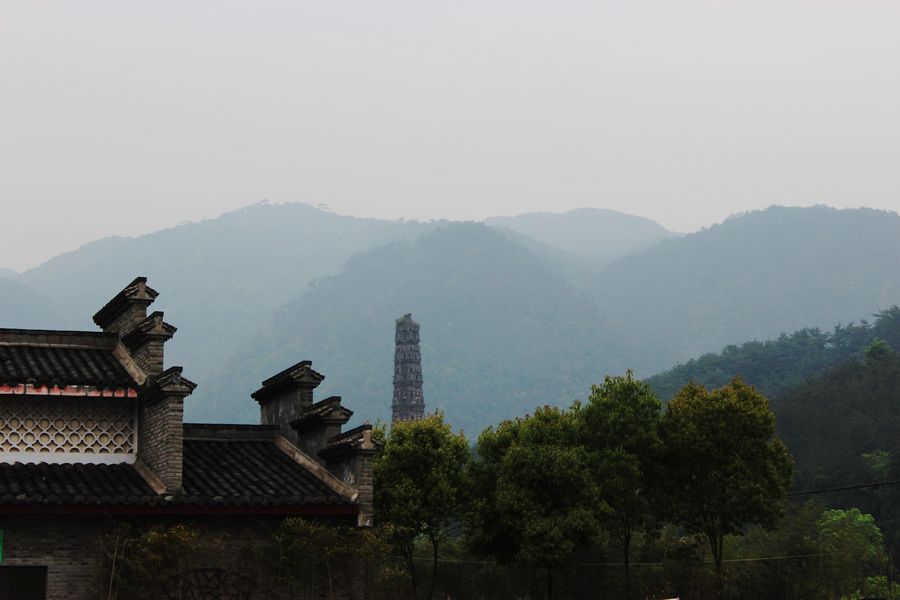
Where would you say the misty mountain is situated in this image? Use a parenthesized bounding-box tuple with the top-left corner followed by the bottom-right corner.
(198, 223, 629, 434)
(487, 228, 606, 291)
(594, 205, 900, 374)
(485, 208, 677, 264)
(0, 276, 60, 328)
(16, 203, 435, 383)
(647, 306, 900, 401)
(5, 202, 900, 435)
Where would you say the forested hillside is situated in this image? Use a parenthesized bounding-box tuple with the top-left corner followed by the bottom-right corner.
(648, 306, 900, 400)
(765, 341, 900, 566)
(646, 308, 900, 537)
(776, 342, 900, 492)
(594, 206, 900, 374)
(199, 223, 629, 433)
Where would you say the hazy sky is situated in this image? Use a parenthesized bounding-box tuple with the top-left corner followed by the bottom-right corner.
(2, 1, 898, 272)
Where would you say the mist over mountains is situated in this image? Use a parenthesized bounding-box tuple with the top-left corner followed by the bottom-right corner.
(0, 276, 59, 328)
(592, 205, 900, 373)
(201, 222, 628, 433)
(7, 203, 435, 385)
(2, 203, 898, 434)
(486, 208, 679, 264)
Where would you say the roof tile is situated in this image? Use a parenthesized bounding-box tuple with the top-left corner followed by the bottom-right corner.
(0, 344, 136, 389)
(0, 439, 352, 508)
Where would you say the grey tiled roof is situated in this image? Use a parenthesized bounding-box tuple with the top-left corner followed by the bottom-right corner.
(0, 461, 158, 506)
(181, 439, 349, 505)
(0, 439, 352, 509)
(0, 330, 137, 389)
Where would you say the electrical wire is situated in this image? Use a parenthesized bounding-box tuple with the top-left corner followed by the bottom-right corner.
(787, 479, 900, 497)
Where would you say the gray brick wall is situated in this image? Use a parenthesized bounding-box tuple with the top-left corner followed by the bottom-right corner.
(138, 396, 184, 491)
(259, 388, 313, 444)
(102, 304, 146, 338)
(130, 340, 165, 378)
(325, 452, 375, 527)
(0, 515, 363, 600)
(0, 516, 105, 600)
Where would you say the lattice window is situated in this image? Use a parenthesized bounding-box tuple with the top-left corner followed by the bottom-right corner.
(0, 397, 136, 464)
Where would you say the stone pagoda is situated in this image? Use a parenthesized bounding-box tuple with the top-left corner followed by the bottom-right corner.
(391, 313, 425, 422)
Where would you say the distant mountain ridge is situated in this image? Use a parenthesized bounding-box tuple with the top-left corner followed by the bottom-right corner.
(197, 206, 900, 434)
(11, 203, 436, 384)
(593, 205, 900, 374)
(198, 222, 629, 433)
(486, 208, 678, 264)
(0, 276, 59, 328)
(2, 202, 898, 434)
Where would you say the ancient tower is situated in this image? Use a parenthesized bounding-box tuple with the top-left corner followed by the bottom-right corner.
(392, 313, 425, 422)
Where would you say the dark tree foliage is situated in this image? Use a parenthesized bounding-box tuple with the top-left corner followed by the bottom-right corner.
(580, 371, 662, 600)
(466, 405, 603, 598)
(374, 414, 470, 600)
(649, 306, 900, 401)
(660, 378, 793, 596)
(775, 342, 900, 551)
(777, 341, 900, 489)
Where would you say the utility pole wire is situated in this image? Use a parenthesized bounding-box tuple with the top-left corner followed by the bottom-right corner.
(786, 479, 900, 497)
(411, 553, 830, 567)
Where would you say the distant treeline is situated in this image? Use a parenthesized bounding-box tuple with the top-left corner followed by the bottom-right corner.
(650, 307, 900, 540)
(648, 306, 900, 401)
(372, 344, 900, 600)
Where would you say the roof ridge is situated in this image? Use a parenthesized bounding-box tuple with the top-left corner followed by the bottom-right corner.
(0, 342, 114, 350)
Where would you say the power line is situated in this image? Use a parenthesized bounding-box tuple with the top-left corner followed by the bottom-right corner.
(411, 553, 829, 567)
(787, 479, 900, 497)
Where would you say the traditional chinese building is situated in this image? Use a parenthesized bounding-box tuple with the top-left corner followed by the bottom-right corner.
(0, 277, 377, 599)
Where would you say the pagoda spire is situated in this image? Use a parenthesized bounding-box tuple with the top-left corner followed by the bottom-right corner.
(392, 314, 425, 422)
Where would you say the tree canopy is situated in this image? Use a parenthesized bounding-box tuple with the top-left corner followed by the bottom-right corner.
(374, 413, 469, 600)
(648, 306, 900, 401)
(467, 405, 604, 598)
(659, 378, 793, 593)
(580, 371, 662, 599)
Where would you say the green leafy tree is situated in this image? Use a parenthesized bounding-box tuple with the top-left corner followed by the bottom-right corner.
(278, 519, 404, 600)
(374, 413, 470, 600)
(863, 449, 891, 479)
(659, 378, 793, 597)
(816, 508, 886, 599)
(467, 405, 603, 599)
(580, 371, 662, 599)
(865, 337, 895, 361)
(724, 501, 822, 599)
